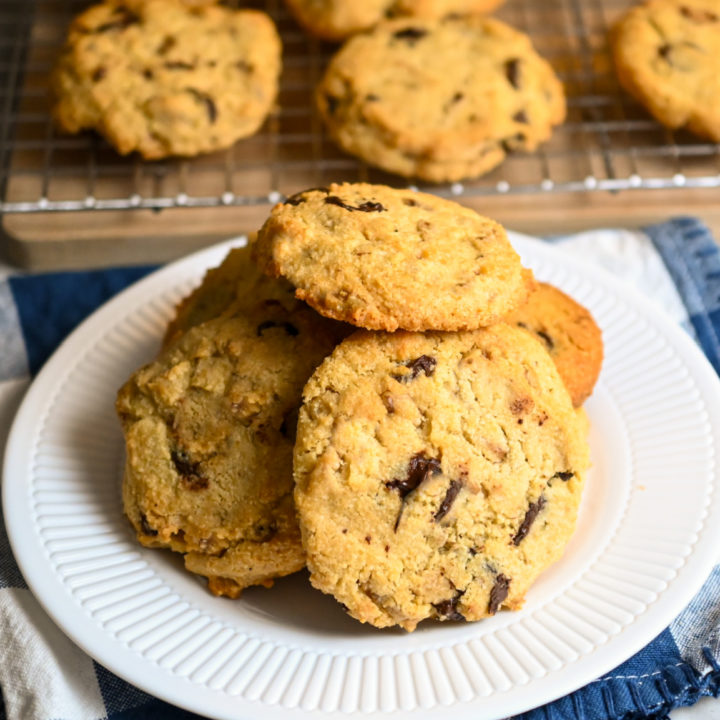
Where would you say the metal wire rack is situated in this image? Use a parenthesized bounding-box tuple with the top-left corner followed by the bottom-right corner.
(2, 0, 720, 217)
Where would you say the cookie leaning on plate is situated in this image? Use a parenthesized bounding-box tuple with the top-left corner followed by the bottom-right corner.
(283, 0, 505, 42)
(116, 300, 340, 598)
(294, 324, 589, 631)
(51, 0, 281, 158)
(253, 182, 533, 331)
(504, 281, 603, 407)
(162, 242, 319, 347)
(611, 0, 720, 141)
(316, 15, 565, 182)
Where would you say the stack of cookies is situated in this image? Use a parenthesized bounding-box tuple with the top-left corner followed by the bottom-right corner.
(116, 182, 602, 631)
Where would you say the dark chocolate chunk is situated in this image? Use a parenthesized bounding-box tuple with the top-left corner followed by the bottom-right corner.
(434, 479, 463, 522)
(537, 330, 554, 349)
(450, 91, 464, 103)
(505, 58, 521, 88)
(142, 68, 154, 80)
(279, 406, 299, 440)
(392, 355, 437, 382)
(387, 452, 441, 499)
(393, 27, 428, 42)
(95, 7, 139, 33)
(92, 66, 106, 82)
(256, 320, 299, 337)
(551, 471, 574, 482)
(165, 60, 195, 70)
(433, 589, 466, 621)
(283, 186, 329, 205)
(171, 449, 209, 491)
(187, 88, 217, 123)
(325, 94, 339, 115)
(512, 110, 529, 123)
(659, 40, 700, 63)
(139, 513, 158, 536)
(512, 496, 546, 545)
(253, 521, 277, 541)
(501, 132, 526, 153)
(488, 573, 510, 614)
(324, 196, 387, 213)
(680, 5, 718, 22)
(158, 35, 176, 54)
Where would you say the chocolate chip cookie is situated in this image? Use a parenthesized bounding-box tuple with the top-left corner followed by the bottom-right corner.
(116, 304, 340, 598)
(504, 282, 603, 407)
(52, 0, 281, 158)
(163, 243, 299, 347)
(283, 0, 505, 42)
(316, 15, 566, 182)
(612, 0, 720, 140)
(253, 182, 533, 332)
(294, 324, 589, 631)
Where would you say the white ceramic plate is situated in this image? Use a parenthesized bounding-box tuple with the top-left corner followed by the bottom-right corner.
(5, 234, 720, 720)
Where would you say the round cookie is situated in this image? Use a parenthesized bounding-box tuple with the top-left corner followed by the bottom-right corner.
(316, 16, 566, 182)
(253, 182, 533, 331)
(504, 282, 603, 407)
(116, 303, 340, 598)
(52, 0, 281, 158)
(612, 0, 720, 141)
(163, 243, 298, 347)
(283, 0, 505, 42)
(294, 324, 589, 631)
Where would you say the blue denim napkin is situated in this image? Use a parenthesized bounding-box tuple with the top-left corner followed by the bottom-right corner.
(1, 218, 719, 720)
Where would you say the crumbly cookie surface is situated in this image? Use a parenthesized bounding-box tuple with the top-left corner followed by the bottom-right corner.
(612, 0, 720, 140)
(163, 243, 300, 347)
(116, 306, 339, 597)
(52, 0, 281, 158)
(504, 282, 603, 407)
(316, 16, 565, 182)
(253, 183, 532, 331)
(283, 0, 504, 41)
(294, 324, 589, 631)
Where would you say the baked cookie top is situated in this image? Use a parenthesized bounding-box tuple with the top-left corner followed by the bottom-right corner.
(294, 324, 589, 631)
(116, 305, 339, 596)
(164, 243, 300, 347)
(504, 282, 603, 407)
(253, 183, 532, 331)
(612, 0, 720, 141)
(316, 15, 565, 182)
(283, 0, 504, 41)
(52, 0, 281, 158)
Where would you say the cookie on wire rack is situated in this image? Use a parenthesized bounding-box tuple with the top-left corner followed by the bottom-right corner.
(316, 15, 565, 182)
(283, 0, 505, 42)
(612, 0, 720, 141)
(51, 0, 281, 158)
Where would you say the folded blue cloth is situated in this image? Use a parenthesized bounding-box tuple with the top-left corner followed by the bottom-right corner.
(1, 218, 719, 720)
